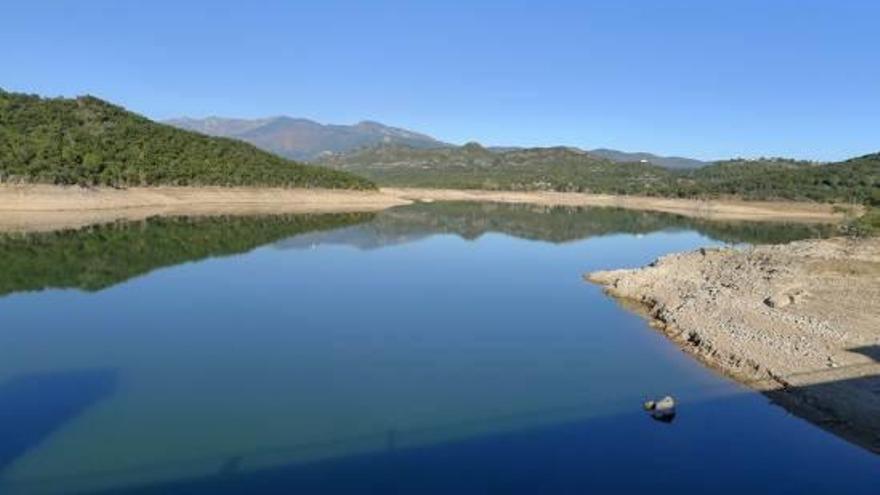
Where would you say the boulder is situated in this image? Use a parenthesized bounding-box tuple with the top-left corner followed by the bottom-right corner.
(644, 395, 676, 423)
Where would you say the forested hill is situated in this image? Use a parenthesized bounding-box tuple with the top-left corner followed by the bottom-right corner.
(319, 142, 674, 194)
(679, 155, 880, 203)
(0, 90, 375, 189)
(321, 144, 880, 204)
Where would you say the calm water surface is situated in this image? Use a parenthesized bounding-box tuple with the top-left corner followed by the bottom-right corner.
(0, 203, 875, 494)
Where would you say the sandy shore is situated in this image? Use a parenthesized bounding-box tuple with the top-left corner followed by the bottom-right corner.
(0, 184, 854, 233)
(385, 188, 854, 223)
(0, 185, 411, 233)
(587, 237, 880, 453)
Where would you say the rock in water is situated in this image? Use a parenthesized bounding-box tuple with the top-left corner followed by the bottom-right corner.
(655, 396, 675, 410)
(644, 395, 676, 423)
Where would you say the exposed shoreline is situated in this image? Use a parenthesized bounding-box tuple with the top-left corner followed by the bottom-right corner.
(384, 188, 854, 223)
(587, 237, 880, 454)
(0, 184, 853, 233)
(0, 185, 411, 233)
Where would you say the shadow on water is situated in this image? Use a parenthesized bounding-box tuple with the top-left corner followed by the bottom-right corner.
(0, 357, 864, 493)
(760, 346, 880, 455)
(78, 392, 879, 495)
(4, 384, 874, 493)
(610, 298, 880, 455)
(849, 345, 880, 362)
(0, 368, 119, 472)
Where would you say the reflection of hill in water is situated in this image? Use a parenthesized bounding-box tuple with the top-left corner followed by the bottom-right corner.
(0, 213, 373, 296)
(0, 203, 836, 297)
(278, 202, 837, 250)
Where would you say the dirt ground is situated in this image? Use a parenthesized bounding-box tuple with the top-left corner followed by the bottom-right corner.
(0, 185, 411, 232)
(385, 188, 854, 223)
(0, 184, 853, 233)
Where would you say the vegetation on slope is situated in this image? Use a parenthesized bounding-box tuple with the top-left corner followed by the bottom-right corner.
(0, 90, 375, 189)
(321, 144, 880, 205)
(846, 206, 880, 236)
(0, 212, 373, 296)
(321, 143, 674, 194)
(678, 156, 880, 203)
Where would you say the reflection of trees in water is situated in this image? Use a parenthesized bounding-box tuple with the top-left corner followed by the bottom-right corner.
(365, 202, 838, 246)
(0, 213, 374, 296)
(0, 202, 836, 297)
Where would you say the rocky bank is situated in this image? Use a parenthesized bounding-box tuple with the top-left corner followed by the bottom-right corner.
(587, 237, 880, 453)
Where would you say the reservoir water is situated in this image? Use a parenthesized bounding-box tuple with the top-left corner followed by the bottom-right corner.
(0, 203, 875, 494)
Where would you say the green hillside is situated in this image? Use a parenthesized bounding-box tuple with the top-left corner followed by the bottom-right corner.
(677, 156, 880, 203)
(320, 142, 674, 194)
(321, 144, 880, 204)
(0, 90, 375, 189)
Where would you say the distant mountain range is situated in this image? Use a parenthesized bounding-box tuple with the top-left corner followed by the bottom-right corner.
(489, 147, 707, 169)
(586, 149, 706, 169)
(161, 115, 877, 205)
(164, 116, 708, 169)
(164, 116, 450, 161)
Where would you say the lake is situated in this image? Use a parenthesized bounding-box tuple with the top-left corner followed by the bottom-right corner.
(0, 202, 875, 494)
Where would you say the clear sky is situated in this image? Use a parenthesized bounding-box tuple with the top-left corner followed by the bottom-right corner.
(2, 0, 877, 161)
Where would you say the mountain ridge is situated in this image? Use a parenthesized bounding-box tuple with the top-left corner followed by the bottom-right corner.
(165, 116, 709, 169)
(164, 116, 450, 161)
(588, 148, 707, 169)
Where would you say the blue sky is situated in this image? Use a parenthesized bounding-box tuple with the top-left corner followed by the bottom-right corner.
(2, 0, 878, 161)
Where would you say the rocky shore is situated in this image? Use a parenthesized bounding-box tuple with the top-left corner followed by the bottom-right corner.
(587, 237, 880, 453)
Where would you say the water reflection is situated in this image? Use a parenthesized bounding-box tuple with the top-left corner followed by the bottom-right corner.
(279, 202, 837, 250)
(0, 203, 836, 299)
(0, 202, 868, 494)
(0, 213, 373, 296)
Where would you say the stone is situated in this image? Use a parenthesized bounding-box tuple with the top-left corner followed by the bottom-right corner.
(644, 395, 676, 423)
(655, 395, 675, 411)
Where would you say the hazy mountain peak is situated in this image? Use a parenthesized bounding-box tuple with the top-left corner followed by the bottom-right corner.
(165, 116, 449, 161)
(354, 120, 384, 128)
(588, 148, 707, 169)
